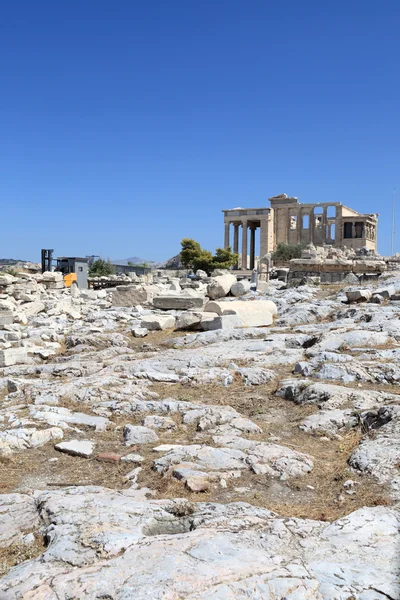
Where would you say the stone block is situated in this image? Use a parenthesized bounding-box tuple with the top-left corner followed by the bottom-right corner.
(112, 285, 158, 307)
(42, 271, 64, 282)
(0, 347, 28, 367)
(346, 290, 372, 303)
(140, 315, 176, 331)
(207, 274, 237, 299)
(175, 312, 203, 330)
(205, 299, 277, 320)
(153, 295, 205, 310)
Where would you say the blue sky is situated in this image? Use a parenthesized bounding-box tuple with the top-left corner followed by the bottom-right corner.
(1, 1, 399, 262)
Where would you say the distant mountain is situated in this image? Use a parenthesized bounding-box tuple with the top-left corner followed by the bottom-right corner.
(0, 258, 24, 265)
(112, 257, 147, 266)
(164, 254, 182, 269)
(112, 257, 163, 267)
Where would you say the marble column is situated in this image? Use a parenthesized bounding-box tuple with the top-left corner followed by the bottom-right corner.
(224, 222, 230, 249)
(260, 218, 268, 257)
(250, 227, 256, 270)
(233, 224, 239, 268)
(241, 221, 248, 269)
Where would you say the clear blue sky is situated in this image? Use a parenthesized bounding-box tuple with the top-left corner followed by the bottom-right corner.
(1, 1, 399, 262)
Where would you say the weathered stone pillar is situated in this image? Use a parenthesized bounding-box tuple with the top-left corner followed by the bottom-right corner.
(250, 227, 256, 270)
(224, 222, 230, 249)
(260, 218, 268, 257)
(233, 224, 239, 253)
(233, 224, 239, 268)
(241, 221, 248, 269)
(352, 222, 356, 239)
(323, 208, 328, 243)
(310, 211, 314, 244)
(296, 208, 301, 244)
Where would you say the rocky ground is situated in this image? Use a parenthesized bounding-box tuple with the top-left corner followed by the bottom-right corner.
(0, 270, 399, 599)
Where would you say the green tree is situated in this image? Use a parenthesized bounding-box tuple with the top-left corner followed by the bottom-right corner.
(272, 243, 303, 262)
(180, 238, 202, 269)
(180, 239, 238, 275)
(89, 258, 115, 277)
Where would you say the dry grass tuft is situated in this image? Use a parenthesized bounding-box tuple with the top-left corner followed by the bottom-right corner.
(0, 534, 45, 577)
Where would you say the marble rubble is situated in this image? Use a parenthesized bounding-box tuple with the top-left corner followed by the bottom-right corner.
(0, 267, 399, 598)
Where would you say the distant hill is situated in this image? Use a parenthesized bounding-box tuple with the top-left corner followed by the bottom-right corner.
(112, 257, 163, 268)
(0, 258, 24, 265)
(112, 257, 147, 266)
(164, 254, 182, 269)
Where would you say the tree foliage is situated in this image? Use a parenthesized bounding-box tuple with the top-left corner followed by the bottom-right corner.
(272, 243, 303, 262)
(88, 258, 115, 277)
(180, 238, 238, 275)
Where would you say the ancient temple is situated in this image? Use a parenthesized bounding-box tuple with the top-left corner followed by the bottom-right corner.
(222, 194, 378, 269)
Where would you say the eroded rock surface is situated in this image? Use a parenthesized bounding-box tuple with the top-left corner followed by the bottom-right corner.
(1, 271, 400, 595)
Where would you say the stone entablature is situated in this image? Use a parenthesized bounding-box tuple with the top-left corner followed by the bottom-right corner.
(223, 194, 378, 270)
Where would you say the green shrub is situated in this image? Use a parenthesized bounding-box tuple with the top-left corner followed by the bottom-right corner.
(89, 258, 115, 277)
(272, 243, 303, 261)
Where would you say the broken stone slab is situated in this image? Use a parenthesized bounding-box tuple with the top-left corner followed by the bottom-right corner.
(207, 274, 237, 299)
(112, 285, 159, 307)
(123, 424, 159, 445)
(153, 295, 205, 310)
(346, 289, 372, 303)
(0, 347, 28, 367)
(54, 439, 95, 458)
(175, 311, 203, 330)
(140, 314, 176, 331)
